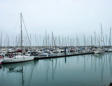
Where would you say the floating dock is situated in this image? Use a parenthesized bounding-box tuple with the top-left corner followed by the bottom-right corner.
(34, 52, 94, 60)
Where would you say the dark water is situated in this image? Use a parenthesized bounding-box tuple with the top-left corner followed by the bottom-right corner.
(0, 53, 112, 86)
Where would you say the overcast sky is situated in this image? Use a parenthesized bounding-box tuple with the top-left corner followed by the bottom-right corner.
(0, 0, 112, 36)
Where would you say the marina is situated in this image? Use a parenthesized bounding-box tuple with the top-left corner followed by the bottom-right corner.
(0, 13, 112, 64)
(0, 0, 112, 86)
(0, 46, 112, 63)
(0, 12, 112, 86)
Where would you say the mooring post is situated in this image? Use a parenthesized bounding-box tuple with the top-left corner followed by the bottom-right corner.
(109, 83, 112, 86)
(64, 47, 67, 63)
(64, 47, 67, 56)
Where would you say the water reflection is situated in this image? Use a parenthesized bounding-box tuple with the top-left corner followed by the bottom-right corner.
(1, 53, 112, 86)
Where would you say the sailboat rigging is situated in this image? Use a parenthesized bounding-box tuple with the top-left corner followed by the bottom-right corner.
(2, 13, 34, 64)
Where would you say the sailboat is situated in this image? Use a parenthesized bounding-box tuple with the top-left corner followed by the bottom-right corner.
(93, 47, 105, 54)
(93, 24, 105, 54)
(2, 13, 34, 64)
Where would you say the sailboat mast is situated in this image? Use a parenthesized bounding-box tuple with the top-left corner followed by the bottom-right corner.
(109, 27, 111, 46)
(20, 13, 23, 51)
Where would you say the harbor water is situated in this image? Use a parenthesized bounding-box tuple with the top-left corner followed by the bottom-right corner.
(0, 53, 112, 86)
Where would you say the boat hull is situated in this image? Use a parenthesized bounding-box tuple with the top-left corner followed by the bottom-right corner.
(2, 56, 34, 64)
(94, 50, 104, 54)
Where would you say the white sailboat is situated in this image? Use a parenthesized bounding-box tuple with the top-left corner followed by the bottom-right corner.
(2, 13, 34, 64)
(93, 24, 105, 54)
(93, 48, 105, 54)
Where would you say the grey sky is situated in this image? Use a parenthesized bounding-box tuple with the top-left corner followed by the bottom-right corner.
(0, 0, 112, 36)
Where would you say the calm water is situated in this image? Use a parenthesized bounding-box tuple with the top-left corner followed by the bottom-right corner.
(0, 53, 112, 86)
